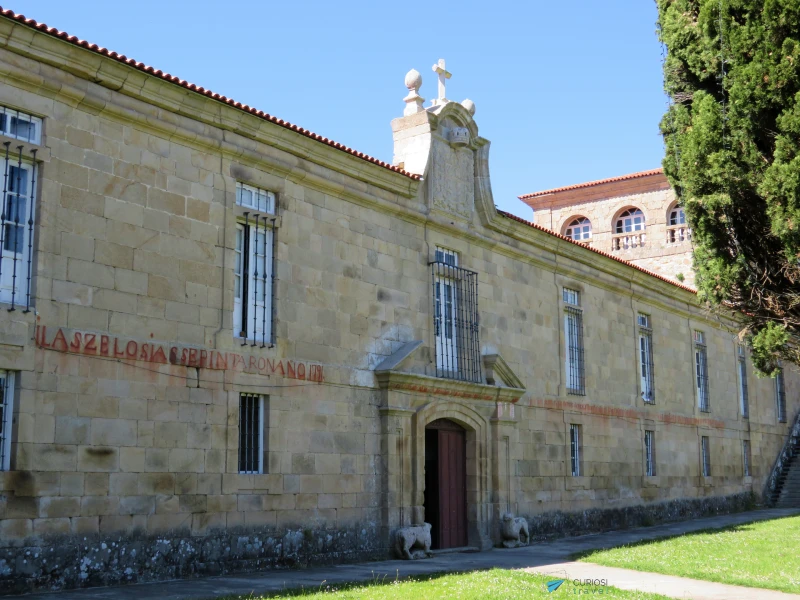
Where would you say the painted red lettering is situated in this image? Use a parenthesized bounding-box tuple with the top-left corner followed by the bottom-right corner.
(257, 357, 266, 372)
(233, 354, 246, 371)
(286, 361, 296, 379)
(139, 343, 150, 361)
(216, 352, 228, 370)
(100, 335, 109, 356)
(199, 350, 208, 368)
(188, 348, 198, 366)
(69, 332, 82, 352)
(113, 338, 125, 358)
(84, 334, 97, 354)
(297, 363, 305, 380)
(126, 340, 138, 358)
(181, 348, 189, 365)
(52, 328, 68, 352)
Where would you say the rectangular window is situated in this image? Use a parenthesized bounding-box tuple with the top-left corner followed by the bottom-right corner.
(0, 107, 42, 144)
(644, 430, 656, 476)
(638, 313, 655, 403)
(570, 424, 581, 477)
(0, 371, 15, 471)
(564, 289, 585, 396)
(234, 184, 275, 345)
(694, 331, 709, 412)
(0, 150, 37, 308)
(238, 393, 266, 474)
(431, 248, 481, 383)
(743, 440, 751, 477)
(737, 346, 749, 418)
(701, 436, 711, 477)
(776, 368, 787, 423)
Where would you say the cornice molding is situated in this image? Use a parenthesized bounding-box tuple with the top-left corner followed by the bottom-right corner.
(375, 370, 525, 404)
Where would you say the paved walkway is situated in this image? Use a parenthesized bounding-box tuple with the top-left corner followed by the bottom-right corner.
(16, 507, 800, 600)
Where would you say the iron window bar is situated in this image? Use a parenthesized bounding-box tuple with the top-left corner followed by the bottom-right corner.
(238, 393, 264, 474)
(743, 440, 751, 477)
(776, 368, 787, 423)
(701, 436, 711, 477)
(638, 315, 655, 403)
(430, 260, 481, 383)
(565, 305, 585, 396)
(570, 424, 581, 477)
(738, 346, 749, 418)
(237, 213, 274, 347)
(0, 372, 10, 471)
(645, 430, 656, 476)
(0, 107, 42, 145)
(695, 334, 710, 412)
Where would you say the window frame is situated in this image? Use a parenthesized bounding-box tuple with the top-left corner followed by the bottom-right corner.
(569, 423, 582, 477)
(776, 368, 787, 423)
(233, 182, 276, 346)
(563, 288, 585, 396)
(694, 331, 710, 412)
(615, 208, 646, 234)
(638, 313, 655, 403)
(0, 107, 42, 145)
(742, 439, 751, 478)
(737, 345, 749, 419)
(564, 217, 592, 242)
(701, 435, 711, 477)
(238, 393, 266, 475)
(0, 371, 15, 471)
(644, 430, 656, 477)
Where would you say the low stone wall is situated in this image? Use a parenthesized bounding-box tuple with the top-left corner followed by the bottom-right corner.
(524, 492, 757, 541)
(0, 524, 385, 595)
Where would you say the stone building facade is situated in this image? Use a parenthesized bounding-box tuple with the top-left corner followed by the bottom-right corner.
(0, 9, 796, 594)
(519, 169, 695, 286)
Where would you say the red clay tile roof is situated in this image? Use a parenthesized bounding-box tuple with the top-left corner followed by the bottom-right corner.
(0, 7, 421, 181)
(519, 168, 665, 200)
(496, 209, 697, 294)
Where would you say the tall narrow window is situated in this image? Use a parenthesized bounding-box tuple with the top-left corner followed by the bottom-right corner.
(701, 436, 711, 477)
(776, 368, 787, 423)
(694, 331, 709, 412)
(431, 247, 481, 383)
(564, 288, 585, 396)
(570, 424, 581, 477)
(0, 371, 15, 471)
(743, 440, 751, 477)
(737, 345, 749, 418)
(234, 183, 275, 346)
(0, 147, 37, 308)
(238, 393, 266, 474)
(638, 313, 655, 403)
(644, 430, 656, 476)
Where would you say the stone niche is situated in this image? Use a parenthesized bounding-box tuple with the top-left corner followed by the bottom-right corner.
(391, 101, 490, 224)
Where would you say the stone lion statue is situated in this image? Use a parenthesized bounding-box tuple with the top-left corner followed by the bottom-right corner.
(395, 522, 433, 559)
(500, 512, 529, 548)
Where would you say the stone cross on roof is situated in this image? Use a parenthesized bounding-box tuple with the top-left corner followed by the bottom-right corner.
(431, 58, 451, 106)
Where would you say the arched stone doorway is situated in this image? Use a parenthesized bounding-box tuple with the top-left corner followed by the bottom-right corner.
(424, 419, 467, 549)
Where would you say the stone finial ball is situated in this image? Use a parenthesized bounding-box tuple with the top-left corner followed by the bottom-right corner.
(461, 99, 476, 116)
(405, 69, 422, 91)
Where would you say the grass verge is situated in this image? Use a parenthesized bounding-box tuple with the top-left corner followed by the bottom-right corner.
(576, 514, 800, 594)
(215, 568, 670, 599)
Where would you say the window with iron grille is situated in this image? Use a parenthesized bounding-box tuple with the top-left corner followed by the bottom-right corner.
(0, 371, 15, 471)
(431, 248, 481, 383)
(638, 313, 655, 403)
(737, 345, 749, 418)
(569, 424, 581, 477)
(694, 331, 710, 412)
(564, 289, 585, 396)
(701, 435, 711, 477)
(234, 182, 276, 346)
(743, 439, 751, 477)
(776, 368, 787, 423)
(644, 430, 656, 476)
(0, 142, 38, 310)
(238, 393, 266, 474)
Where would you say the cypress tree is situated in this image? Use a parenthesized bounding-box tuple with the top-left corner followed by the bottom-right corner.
(658, 0, 800, 374)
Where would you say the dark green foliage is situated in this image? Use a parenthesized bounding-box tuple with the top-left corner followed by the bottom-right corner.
(658, 0, 800, 374)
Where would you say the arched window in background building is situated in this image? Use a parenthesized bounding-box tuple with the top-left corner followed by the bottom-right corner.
(564, 217, 592, 242)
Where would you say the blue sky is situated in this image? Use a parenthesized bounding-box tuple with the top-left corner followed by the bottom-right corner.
(16, 1, 667, 216)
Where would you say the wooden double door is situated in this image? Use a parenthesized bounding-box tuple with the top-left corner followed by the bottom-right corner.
(424, 419, 467, 549)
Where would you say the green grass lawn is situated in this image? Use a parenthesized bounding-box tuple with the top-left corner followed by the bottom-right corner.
(576, 515, 800, 594)
(217, 569, 669, 599)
